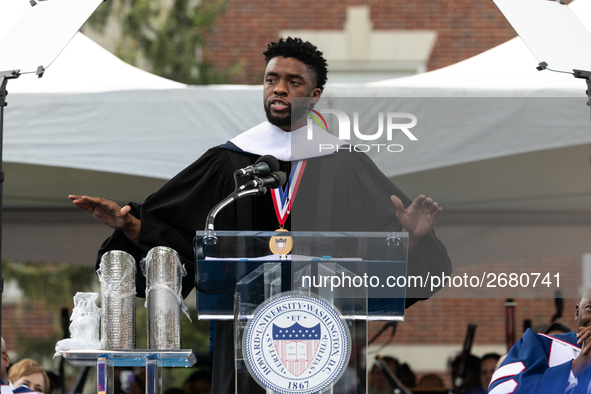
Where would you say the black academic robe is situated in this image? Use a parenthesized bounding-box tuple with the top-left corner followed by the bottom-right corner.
(96, 145, 452, 394)
(97, 146, 451, 300)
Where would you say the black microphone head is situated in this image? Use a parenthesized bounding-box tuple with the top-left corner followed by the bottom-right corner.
(255, 155, 280, 172)
(270, 171, 287, 188)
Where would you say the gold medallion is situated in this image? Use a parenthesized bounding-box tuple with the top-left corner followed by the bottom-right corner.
(269, 228, 293, 255)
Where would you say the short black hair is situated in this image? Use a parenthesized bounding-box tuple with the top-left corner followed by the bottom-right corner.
(263, 37, 328, 92)
(540, 322, 572, 335)
(481, 353, 501, 363)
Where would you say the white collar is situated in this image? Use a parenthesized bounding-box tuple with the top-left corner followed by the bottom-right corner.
(229, 121, 346, 161)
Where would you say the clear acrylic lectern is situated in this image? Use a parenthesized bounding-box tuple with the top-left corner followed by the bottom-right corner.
(195, 231, 408, 394)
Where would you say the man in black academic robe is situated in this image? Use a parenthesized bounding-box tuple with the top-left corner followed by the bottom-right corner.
(70, 37, 451, 394)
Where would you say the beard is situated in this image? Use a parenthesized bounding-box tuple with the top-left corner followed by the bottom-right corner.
(264, 102, 292, 128)
(264, 100, 311, 129)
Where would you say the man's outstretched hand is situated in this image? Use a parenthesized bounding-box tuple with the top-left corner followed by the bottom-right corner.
(390, 195, 442, 250)
(68, 195, 141, 244)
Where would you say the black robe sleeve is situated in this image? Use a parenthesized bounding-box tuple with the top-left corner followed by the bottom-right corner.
(335, 152, 452, 305)
(95, 146, 452, 394)
(293, 150, 452, 306)
(97, 147, 451, 305)
(96, 148, 239, 298)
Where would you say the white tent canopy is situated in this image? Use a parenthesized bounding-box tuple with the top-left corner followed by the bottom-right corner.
(364, 0, 591, 95)
(362, 37, 585, 95)
(5, 33, 187, 93)
(0, 0, 185, 92)
(4, 35, 590, 182)
(2, 0, 590, 185)
(2, 0, 591, 266)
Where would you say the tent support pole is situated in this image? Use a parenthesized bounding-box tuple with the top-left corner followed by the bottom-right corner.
(573, 70, 591, 146)
(0, 69, 21, 346)
(573, 70, 591, 165)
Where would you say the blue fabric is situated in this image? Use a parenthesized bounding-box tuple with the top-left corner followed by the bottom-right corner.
(217, 140, 244, 152)
(489, 329, 583, 393)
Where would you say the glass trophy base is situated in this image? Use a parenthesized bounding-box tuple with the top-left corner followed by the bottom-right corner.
(59, 349, 196, 367)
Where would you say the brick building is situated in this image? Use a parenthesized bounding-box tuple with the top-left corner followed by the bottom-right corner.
(83, 0, 518, 84)
(203, 0, 517, 84)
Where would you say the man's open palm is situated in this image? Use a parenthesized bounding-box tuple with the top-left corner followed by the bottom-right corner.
(69, 195, 131, 230)
(390, 195, 441, 238)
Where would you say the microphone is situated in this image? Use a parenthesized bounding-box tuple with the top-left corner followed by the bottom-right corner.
(236, 155, 280, 177)
(203, 171, 287, 237)
(238, 171, 287, 191)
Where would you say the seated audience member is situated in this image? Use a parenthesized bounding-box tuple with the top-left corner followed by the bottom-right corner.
(479, 353, 501, 391)
(489, 287, 591, 393)
(115, 367, 143, 394)
(369, 356, 400, 394)
(450, 354, 485, 394)
(183, 370, 211, 394)
(495, 355, 506, 373)
(540, 322, 572, 336)
(398, 362, 416, 388)
(44, 371, 61, 394)
(1, 338, 11, 388)
(8, 359, 49, 394)
(418, 373, 445, 389)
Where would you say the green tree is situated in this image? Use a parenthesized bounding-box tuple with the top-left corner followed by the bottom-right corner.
(3, 260, 98, 362)
(4, 260, 210, 390)
(87, 0, 240, 85)
(3, 260, 97, 311)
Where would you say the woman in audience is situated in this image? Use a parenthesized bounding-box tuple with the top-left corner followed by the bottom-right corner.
(8, 359, 49, 394)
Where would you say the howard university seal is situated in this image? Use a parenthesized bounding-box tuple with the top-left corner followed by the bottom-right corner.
(243, 293, 350, 394)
